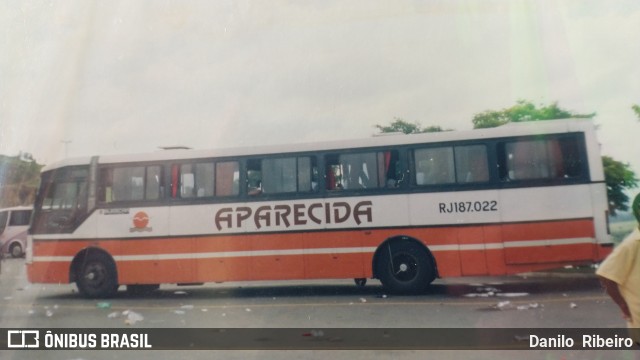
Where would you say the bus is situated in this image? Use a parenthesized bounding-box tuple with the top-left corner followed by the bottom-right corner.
(0, 206, 32, 258)
(26, 119, 611, 298)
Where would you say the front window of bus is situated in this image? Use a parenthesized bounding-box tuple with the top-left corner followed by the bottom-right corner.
(31, 167, 89, 234)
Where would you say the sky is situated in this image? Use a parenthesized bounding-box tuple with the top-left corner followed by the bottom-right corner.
(1, 0, 639, 182)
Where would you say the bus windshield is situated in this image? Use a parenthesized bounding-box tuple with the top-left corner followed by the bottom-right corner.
(31, 166, 89, 234)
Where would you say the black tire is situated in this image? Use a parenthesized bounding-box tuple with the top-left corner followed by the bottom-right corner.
(377, 240, 435, 294)
(354, 278, 367, 287)
(126, 284, 160, 295)
(76, 253, 119, 298)
(10, 243, 23, 258)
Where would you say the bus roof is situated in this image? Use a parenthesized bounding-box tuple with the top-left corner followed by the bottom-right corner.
(42, 119, 596, 171)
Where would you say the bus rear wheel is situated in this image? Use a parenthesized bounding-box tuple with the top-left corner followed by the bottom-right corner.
(377, 240, 434, 294)
(76, 254, 119, 298)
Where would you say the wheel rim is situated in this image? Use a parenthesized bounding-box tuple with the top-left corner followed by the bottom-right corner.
(83, 262, 109, 291)
(391, 253, 418, 282)
(10, 244, 22, 258)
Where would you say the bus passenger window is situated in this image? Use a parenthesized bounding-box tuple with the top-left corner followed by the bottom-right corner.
(454, 145, 489, 183)
(499, 136, 584, 181)
(180, 164, 196, 198)
(326, 151, 398, 190)
(215, 161, 239, 197)
(246, 159, 263, 196)
(178, 163, 213, 198)
(379, 150, 401, 188)
(111, 167, 145, 201)
(297, 157, 319, 192)
(261, 158, 295, 194)
(413, 147, 455, 185)
(100, 166, 163, 202)
(325, 155, 343, 190)
(99, 168, 114, 203)
(146, 166, 162, 200)
(257, 156, 318, 194)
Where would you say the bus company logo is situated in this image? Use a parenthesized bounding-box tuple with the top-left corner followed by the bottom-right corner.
(7, 330, 40, 348)
(130, 212, 152, 232)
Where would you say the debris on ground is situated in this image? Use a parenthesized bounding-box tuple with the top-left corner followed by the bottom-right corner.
(496, 301, 512, 310)
(96, 302, 111, 309)
(107, 312, 120, 319)
(123, 310, 144, 325)
(496, 292, 529, 297)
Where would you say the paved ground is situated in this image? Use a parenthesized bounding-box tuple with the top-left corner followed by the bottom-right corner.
(1, 258, 637, 359)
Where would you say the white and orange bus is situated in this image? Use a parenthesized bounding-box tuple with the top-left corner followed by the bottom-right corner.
(27, 119, 611, 298)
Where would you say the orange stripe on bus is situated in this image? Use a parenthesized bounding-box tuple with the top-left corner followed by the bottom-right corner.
(32, 219, 595, 258)
(28, 219, 604, 285)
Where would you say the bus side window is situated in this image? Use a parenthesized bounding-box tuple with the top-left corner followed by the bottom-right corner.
(176, 163, 213, 199)
(499, 136, 584, 181)
(258, 156, 317, 194)
(146, 166, 163, 200)
(194, 163, 214, 197)
(246, 159, 263, 196)
(101, 166, 162, 202)
(215, 161, 239, 197)
(297, 156, 319, 192)
(325, 155, 343, 190)
(380, 150, 401, 188)
(413, 147, 455, 185)
(180, 164, 196, 198)
(454, 145, 489, 183)
(99, 168, 114, 203)
(326, 151, 398, 190)
(9, 210, 32, 226)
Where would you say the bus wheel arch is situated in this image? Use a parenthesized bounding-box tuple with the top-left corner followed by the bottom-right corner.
(70, 247, 119, 299)
(372, 236, 438, 294)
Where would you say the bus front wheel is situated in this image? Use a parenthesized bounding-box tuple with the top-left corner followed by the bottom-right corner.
(9, 243, 23, 258)
(76, 253, 119, 298)
(377, 240, 434, 294)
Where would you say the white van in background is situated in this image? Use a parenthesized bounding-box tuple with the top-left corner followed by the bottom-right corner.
(0, 206, 33, 258)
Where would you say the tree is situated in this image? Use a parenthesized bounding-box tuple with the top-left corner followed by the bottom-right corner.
(0, 154, 44, 207)
(375, 118, 450, 134)
(472, 100, 595, 129)
(472, 100, 637, 215)
(603, 156, 638, 216)
(632, 104, 640, 120)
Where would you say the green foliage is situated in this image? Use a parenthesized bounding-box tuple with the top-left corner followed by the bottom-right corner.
(602, 156, 638, 216)
(472, 100, 595, 129)
(632, 104, 640, 120)
(375, 118, 450, 134)
(0, 155, 44, 207)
